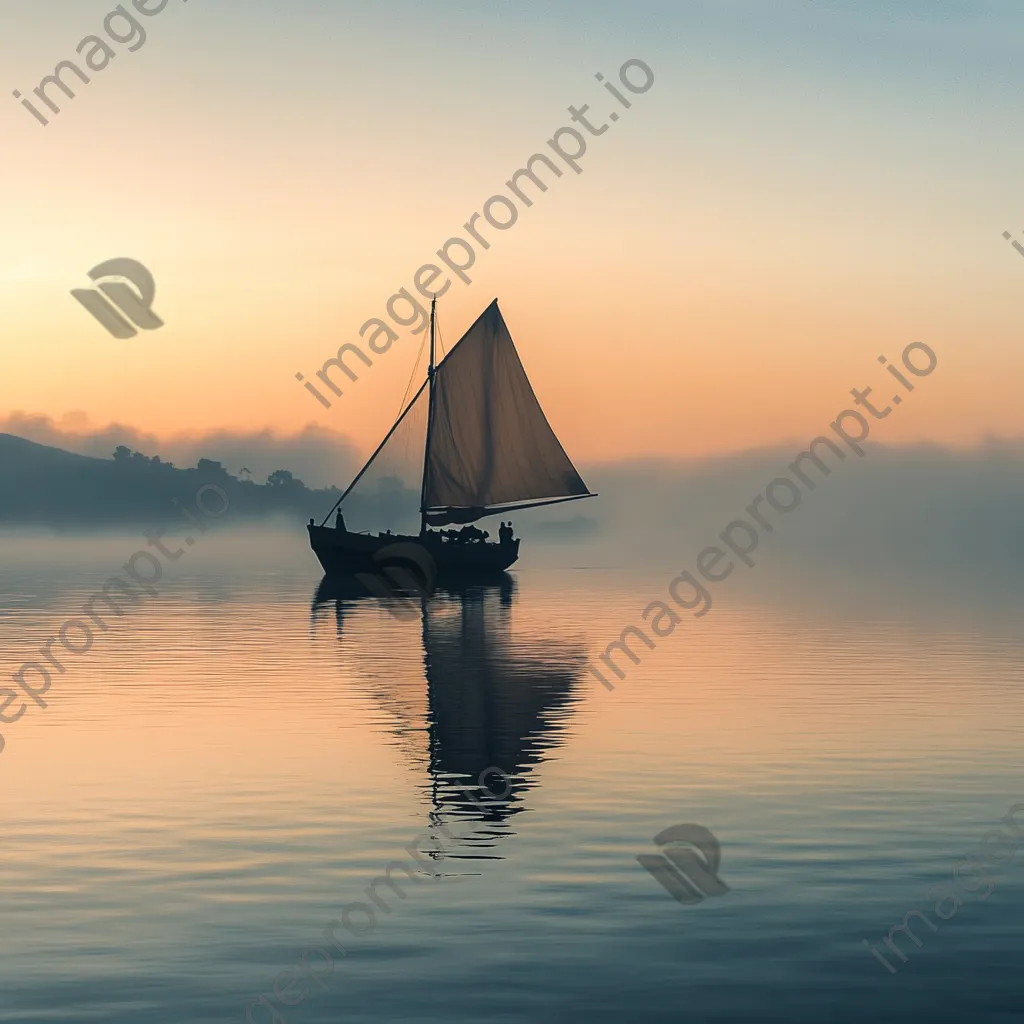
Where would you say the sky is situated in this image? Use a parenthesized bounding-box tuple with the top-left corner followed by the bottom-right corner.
(3, 0, 1024, 469)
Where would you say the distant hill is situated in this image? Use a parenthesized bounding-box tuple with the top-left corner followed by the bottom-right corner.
(0, 433, 410, 530)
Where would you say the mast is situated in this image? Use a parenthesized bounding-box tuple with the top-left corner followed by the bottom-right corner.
(419, 296, 437, 535)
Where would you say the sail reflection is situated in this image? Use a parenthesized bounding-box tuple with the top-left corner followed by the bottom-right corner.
(311, 575, 584, 859)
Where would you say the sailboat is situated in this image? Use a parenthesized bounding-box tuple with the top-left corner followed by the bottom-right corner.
(307, 298, 595, 576)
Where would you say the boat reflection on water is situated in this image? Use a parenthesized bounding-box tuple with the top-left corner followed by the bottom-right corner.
(311, 574, 584, 860)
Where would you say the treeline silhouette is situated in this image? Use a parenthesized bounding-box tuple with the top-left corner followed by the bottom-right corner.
(0, 433, 414, 530)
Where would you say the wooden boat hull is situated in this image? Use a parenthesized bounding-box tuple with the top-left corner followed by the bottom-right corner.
(307, 524, 520, 577)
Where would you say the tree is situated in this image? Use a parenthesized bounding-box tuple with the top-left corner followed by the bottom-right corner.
(113, 445, 132, 462)
(197, 458, 228, 476)
(266, 469, 294, 488)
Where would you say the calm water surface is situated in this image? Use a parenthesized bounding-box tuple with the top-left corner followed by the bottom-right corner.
(1, 529, 1022, 1023)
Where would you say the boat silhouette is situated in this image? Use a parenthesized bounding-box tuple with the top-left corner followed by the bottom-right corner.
(308, 298, 595, 576)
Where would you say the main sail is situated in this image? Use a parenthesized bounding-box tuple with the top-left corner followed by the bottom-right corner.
(422, 300, 592, 527)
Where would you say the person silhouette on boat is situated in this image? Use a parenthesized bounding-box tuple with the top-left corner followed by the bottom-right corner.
(335, 509, 346, 532)
(498, 521, 514, 546)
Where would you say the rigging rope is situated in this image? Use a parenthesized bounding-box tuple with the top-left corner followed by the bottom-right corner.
(395, 326, 428, 422)
(435, 307, 446, 361)
(321, 301, 442, 524)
